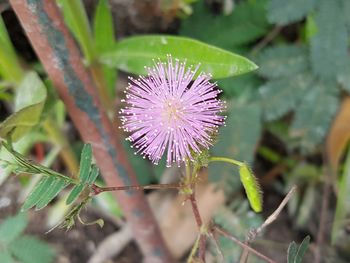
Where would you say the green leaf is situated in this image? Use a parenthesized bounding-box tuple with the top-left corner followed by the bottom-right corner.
(310, 0, 348, 80)
(259, 73, 313, 121)
(66, 184, 85, 205)
(331, 147, 350, 244)
(217, 73, 261, 98)
(180, 0, 270, 50)
(267, 0, 316, 25)
(93, 0, 117, 97)
(257, 45, 309, 79)
(0, 250, 14, 263)
(293, 236, 310, 263)
(287, 242, 298, 263)
(0, 213, 27, 244)
(0, 72, 47, 142)
(0, 16, 23, 83)
(87, 164, 99, 184)
(93, 0, 114, 53)
(209, 102, 261, 193)
(100, 35, 258, 79)
(291, 80, 339, 152)
(79, 143, 92, 183)
(57, 0, 95, 63)
(21, 176, 55, 211)
(8, 235, 54, 263)
(338, 61, 350, 93)
(35, 178, 68, 210)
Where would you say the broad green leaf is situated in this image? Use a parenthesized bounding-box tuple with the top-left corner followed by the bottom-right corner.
(209, 102, 261, 193)
(291, 80, 339, 152)
(100, 35, 258, 79)
(35, 178, 68, 210)
(267, 0, 316, 25)
(257, 45, 309, 79)
(93, 0, 114, 53)
(93, 0, 117, 96)
(0, 72, 47, 142)
(87, 164, 99, 184)
(259, 73, 313, 121)
(8, 235, 54, 263)
(0, 213, 27, 244)
(0, 16, 23, 83)
(310, 0, 348, 79)
(79, 143, 92, 183)
(287, 242, 298, 263)
(331, 147, 350, 244)
(21, 176, 55, 211)
(0, 250, 14, 263)
(57, 0, 95, 63)
(180, 0, 269, 50)
(66, 184, 85, 205)
(294, 236, 310, 263)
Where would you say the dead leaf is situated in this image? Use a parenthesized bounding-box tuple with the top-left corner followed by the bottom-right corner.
(326, 96, 350, 171)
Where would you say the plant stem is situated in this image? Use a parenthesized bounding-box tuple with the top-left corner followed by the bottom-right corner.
(9, 1, 173, 261)
(91, 183, 181, 195)
(209, 156, 244, 167)
(213, 225, 277, 263)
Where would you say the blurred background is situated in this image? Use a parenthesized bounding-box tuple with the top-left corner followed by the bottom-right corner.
(0, 0, 350, 262)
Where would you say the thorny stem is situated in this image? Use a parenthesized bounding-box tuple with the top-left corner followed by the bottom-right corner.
(213, 225, 277, 263)
(91, 183, 181, 195)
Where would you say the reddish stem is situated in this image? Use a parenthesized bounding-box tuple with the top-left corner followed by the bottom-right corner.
(8, 1, 173, 262)
(189, 191, 207, 262)
(91, 183, 181, 195)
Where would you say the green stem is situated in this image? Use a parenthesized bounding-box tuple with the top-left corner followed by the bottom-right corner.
(209, 156, 244, 167)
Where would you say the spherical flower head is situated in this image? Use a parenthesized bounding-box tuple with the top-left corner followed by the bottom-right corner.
(120, 55, 226, 167)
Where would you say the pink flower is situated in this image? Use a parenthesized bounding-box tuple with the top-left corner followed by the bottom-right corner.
(120, 56, 225, 167)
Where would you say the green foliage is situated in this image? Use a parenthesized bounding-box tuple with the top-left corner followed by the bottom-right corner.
(100, 35, 258, 79)
(290, 80, 339, 152)
(57, 0, 95, 63)
(257, 45, 308, 79)
(180, 0, 270, 51)
(0, 72, 47, 142)
(0, 213, 54, 263)
(310, 0, 348, 80)
(78, 143, 93, 183)
(332, 147, 350, 244)
(287, 236, 310, 263)
(93, 0, 117, 96)
(66, 145, 100, 205)
(209, 102, 261, 193)
(0, 16, 23, 82)
(267, 0, 316, 25)
(212, 203, 263, 262)
(259, 73, 313, 121)
(0, 213, 27, 244)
